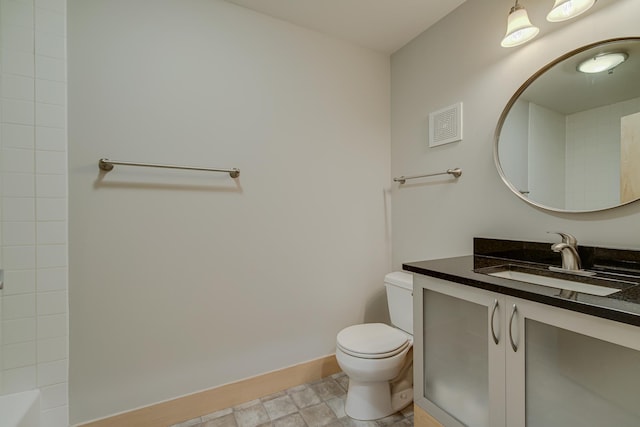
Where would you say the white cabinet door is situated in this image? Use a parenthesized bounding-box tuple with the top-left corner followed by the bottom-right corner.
(414, 275, 506, 427)
(506, 297, 640, 427)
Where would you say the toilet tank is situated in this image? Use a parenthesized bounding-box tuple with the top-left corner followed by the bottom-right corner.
(384, 271, 413, 335)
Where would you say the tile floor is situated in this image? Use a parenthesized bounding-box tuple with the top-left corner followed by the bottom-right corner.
(171, 372, 414, 427)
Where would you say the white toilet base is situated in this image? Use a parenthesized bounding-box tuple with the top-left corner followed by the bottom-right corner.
(344, 379, 394, 421)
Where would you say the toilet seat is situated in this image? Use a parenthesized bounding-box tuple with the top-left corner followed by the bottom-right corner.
(337, 323, 410, 359)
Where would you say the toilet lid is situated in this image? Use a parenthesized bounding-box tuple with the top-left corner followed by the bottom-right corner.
(337, 323, 409, 359)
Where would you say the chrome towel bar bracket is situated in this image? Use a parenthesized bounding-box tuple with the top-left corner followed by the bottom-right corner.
(98, 158, 240, 178)
(393, 168, 462, 184)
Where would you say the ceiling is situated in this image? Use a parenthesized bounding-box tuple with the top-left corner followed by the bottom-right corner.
(522, 39, 640, 115)
(223, 0, 467, 54)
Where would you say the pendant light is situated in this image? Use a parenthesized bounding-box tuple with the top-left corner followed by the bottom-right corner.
(501, 1, 539, 48)
(547, 0, 596, 22)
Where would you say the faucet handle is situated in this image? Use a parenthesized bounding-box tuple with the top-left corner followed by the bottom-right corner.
(547, 231, 578, 247)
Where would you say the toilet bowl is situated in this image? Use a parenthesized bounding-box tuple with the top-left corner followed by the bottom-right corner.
(336, 272, 414, 421)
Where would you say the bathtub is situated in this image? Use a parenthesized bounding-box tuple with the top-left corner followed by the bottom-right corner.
(0, 390, 40, 427)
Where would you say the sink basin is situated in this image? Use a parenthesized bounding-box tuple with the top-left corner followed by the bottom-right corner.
(487, 269, 620, 296)
(475, 264, 633, 296)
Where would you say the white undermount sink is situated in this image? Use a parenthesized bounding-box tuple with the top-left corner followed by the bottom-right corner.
(488, 270, 621, 296)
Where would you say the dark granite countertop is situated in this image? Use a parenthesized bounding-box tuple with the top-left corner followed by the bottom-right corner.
(402, 238, 640, 327)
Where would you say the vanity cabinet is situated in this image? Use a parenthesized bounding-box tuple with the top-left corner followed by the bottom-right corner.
(413, 274, 640, 427)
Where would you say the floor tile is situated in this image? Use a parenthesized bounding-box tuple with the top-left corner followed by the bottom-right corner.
(310, 378, 345, 401)
(376, 413, 405, 426)
(234, 402, 270, 427)
(202, 413, 238, 427)
(169, 373, 413, 427)
(271, 413, 307, 427)
(325, 397, 346, 419)
(338, 417, 379, 427)
(289, 386, 322, 409)
(332, 373, 349, 392)
(263, 395, 299, 420)
(174, 417, 203, 427)
(299, 403, 338, 427)
(202, 408, 233, 421)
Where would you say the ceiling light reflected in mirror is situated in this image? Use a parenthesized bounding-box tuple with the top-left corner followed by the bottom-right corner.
(577, 52, 629, 74)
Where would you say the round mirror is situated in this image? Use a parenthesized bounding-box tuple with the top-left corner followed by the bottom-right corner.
(495, 37, 640, 213)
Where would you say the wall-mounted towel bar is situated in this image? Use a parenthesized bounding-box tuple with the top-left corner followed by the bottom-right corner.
(98, 158, 240, 178)
(393, 168, 462, 184)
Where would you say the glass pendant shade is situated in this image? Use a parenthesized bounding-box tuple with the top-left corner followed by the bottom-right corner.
(547, 0, 596, 22)
(577, 52, 628, 73)
(501, 5, 539, 48)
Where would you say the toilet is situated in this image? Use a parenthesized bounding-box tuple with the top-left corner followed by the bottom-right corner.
(336, 272, 414, 420)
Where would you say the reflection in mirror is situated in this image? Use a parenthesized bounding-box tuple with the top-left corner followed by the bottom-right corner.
(495, 38, 640, 212)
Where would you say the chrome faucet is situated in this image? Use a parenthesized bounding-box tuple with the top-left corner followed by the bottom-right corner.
(548, 232, 582, 271)
(551, 243, 582, 271)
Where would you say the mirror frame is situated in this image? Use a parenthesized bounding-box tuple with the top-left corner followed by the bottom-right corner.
(494, 37, 640, 213)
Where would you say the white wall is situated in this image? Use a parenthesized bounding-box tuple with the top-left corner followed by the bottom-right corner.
(0, 0, 69, 426)
(528, 103, 565, 209)
(68, 0, 390, 423)
(391, 0, 640, 270)
(566, 97, 640, 210)
(497, 99, 528, 193)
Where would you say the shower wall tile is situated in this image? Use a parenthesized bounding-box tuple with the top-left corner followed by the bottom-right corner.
(35, 32, 66, 59)
(36, 150, 66, 174)
(2, 172, 35, 196)
(3, 245, 36, 269)
(35, 173, 65, 197)
(36, 244, 67, 268)
(35, 79, 66, 105)
(1, 123, 35, 149)
(2, 317, 36, 344)
(35, 103, 65, 128)
(37, 313, 66, 338)
(2, 365, 36, 393)
(1, 49, 35, 77)
(36, 0, 65, 14)
(3, 341, 36, 369)
(0, 0, 34, 29)
(35, 8, 65, 36)
(2, 220, 36, 245)
(40, 381, 67, 409)
(37, 358, 66, 387)
(2, 147, 35, 172)
(1, 73, 35, 100)
(2, 197, 36, 221)
(1, 2, 67, 422)
(37, 290, 66, 316)
(0, 24, 34, 52)
(36, 197, 65, 220)
(36, 221, 66, 244)
(41, 405, 68, 427)
(35, 55, 65, 82)
(37, 335, 66, 363)
(36, 126, 65, 150)
(1, 99, 35, 124)
(2, 293, 36, 320)
(3, 269, 36, 295)
(37, 268, 66, 292)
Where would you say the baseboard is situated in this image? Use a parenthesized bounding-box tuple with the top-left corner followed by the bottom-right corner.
(78, 354, 340, 427)
(414, 404, 444, 427)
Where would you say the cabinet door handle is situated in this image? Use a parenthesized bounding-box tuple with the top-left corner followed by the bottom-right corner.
(509, 304, 518, 352)
(490, 299, 499, 345)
